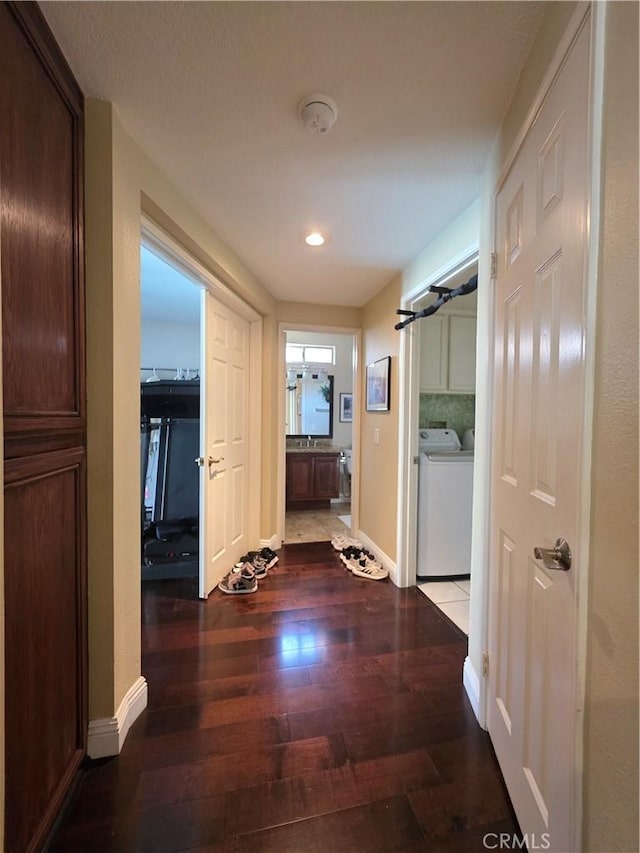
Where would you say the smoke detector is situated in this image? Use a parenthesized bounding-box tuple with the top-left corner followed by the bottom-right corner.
(298, 94, 338, 134)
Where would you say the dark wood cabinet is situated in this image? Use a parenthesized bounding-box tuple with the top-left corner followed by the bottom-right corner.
(286, 452, 340, 510)
(286, 453, 315, 503)
(1, 4, 87, 850)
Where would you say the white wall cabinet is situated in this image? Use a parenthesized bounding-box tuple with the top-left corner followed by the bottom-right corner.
(420, 312, 476, 394)
(419, 315, 448, 391)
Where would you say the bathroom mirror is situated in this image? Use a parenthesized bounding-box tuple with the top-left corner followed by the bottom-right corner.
(285, 374, 334, 438)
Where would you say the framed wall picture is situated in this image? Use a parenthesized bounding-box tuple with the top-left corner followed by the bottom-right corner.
(366, 356, 391, 412)
(339, 392, 353, 422)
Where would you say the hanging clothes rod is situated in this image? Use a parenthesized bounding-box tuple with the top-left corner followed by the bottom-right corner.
(394, 274, 478, 330)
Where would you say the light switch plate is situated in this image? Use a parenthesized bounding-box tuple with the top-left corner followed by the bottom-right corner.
(374, 428, 380, 445)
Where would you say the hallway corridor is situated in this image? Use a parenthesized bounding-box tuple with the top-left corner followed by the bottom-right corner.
(53, 543, 519, 851)
(284, 502, 351, 545)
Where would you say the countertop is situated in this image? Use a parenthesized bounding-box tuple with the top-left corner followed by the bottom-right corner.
(286, 447, 341, 454)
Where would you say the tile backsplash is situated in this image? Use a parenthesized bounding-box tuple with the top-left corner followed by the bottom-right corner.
(419, 394, 475, 440)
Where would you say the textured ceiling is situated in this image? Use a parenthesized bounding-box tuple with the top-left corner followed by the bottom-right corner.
(43, 1, 545, 308)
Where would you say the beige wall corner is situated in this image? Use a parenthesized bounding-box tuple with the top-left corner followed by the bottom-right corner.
(359, 276, 401, 560)
(110, 112, 146, 708)
(260, 313, 279, 538)
(85, 99, 117, 719)
(401, 199, 480, 298)
(277, 301, 363, 329)
(583, 3, 639, 851)
(467, 138, 500, 697)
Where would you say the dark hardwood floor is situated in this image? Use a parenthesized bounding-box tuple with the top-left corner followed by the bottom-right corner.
(52, 542, 519, 852)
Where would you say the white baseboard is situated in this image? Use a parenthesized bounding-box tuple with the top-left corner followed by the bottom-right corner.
(356, 529, 399, 586)
(463, 656, 483, 724)
(87, 676, 148, 759)
(260, 534, 280, 550)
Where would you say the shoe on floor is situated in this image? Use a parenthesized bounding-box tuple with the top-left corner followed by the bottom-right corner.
(331, 535, 363, 551)
(219, 564, 258, 594)
(345, 554, 388, 581)
(258, 547, 279, 569)
(243, 552, 270, 578)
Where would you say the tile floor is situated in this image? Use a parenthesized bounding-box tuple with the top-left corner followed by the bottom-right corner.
(285, 502, 351, 544)
(417, 579, 470, 635)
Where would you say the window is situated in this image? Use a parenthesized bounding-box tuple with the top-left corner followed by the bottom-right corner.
(285, 344, 335, 365)
(285, 344, 304, 363)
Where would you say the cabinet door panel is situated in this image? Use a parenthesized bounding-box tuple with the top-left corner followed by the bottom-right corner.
(286, 454, 314, 501)
(419, 315, 448, 392)
(448, 315, 477, 392)
(313, 455, 340, 498)
(4, 455, 85, 852)
(1, 5, 86, 850)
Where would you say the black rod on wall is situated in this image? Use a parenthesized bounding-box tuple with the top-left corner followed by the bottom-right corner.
(394, 274, 478, 331)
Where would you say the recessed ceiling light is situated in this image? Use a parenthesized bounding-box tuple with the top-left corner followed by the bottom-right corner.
(303, 231, 326, 247)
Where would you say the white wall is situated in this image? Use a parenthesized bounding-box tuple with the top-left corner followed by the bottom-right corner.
(401, 199, 480, 298)
(285, 330, 354, 449)
(141, 320, 200, 378)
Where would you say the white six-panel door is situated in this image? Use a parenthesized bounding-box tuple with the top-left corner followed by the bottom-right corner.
(199, 290, 250, 598)
(489, 15, 590, 853)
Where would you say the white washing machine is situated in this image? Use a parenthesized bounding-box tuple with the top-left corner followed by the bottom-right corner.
(417, 429, 474, 580)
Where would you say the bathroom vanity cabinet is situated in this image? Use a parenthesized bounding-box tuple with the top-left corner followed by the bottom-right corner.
(286, 451, 340, 510)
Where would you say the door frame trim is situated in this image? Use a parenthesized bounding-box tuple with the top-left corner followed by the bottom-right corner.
(276, 323, 362, 548)
(486, 4, 604, 849)
(395, 245, 479, 590)
(141, 217, 263, 577)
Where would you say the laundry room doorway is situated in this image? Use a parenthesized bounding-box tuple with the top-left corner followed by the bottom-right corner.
(412, 261, 478, 635)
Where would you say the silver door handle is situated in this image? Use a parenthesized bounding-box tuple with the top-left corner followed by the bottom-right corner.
(194, 456, 214, 467)
(195, 456, 225, 467)
(533, 538, 572, 571)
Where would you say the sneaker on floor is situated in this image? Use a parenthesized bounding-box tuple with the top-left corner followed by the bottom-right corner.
(340, 546, 360, 567)
(258, 547, 279, 569)
(345, 554, 388, 581)
(218, 564, 258, 594)
(340, 545, 375, 564)
(241, 552, 270, 579)
(331, 535, 363, 551)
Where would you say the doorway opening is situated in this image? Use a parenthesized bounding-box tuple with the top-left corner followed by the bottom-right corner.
(140, 218, 263, 600)
(413, 261, 478, 636)
(279, 326, 361, 546)
(140, 241, 203, 584)
(395, 250, 479, 630)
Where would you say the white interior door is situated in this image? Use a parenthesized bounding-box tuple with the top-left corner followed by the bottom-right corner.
(199, 290, 250, 597)
(489, 17, 590, 853)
